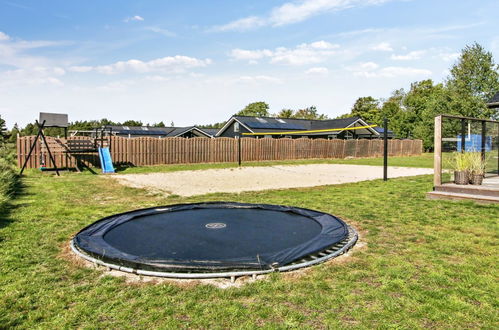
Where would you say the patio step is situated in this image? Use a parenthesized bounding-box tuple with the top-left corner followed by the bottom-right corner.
(434, 184, 499, 198)
(427, 191, 499, 204)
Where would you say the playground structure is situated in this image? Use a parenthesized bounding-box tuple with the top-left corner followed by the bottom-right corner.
(19, 113, 115, 175)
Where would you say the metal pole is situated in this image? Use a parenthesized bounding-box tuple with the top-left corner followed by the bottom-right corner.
(383, 118, 388, 181)
(481, 121, 486, 161)
(20, 120, 45, 175)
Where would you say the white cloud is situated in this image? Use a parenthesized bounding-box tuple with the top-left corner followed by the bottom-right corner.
(234, 75, 282, 84)
(0, 35, 71, 69)
(211, 0, 394, 31)
(0, 31, 10, 41)
(144, 26, 176, 37)
(230, 41, 340, 65)
(353, 65, 432, 78)
(359, 62, 379, 70)
(0, 66, 66, 87)
(269, 0, 391, 26)
(68, 66, 93, 73)
(96, 80, 136, 92)
(73, 55, 212, 75)
(230, 48, 273, 61)
(371, 42, 393, 51)
(211, 16, 266, 32)
(305, 67, 329, 75)
(390, 50, 426, 60)
(439, 52, 459, 62)
(124, 15, 144, 22)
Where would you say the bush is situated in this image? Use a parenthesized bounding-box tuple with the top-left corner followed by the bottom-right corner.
(0, 142, 18, 212)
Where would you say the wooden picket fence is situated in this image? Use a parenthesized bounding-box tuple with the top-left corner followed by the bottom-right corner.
(17, 136, 423, 169)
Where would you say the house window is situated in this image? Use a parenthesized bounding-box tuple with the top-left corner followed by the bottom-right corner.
(234, 122, 240, 132)
(256, 117, 267, 123)
(345, 131, 353, 139)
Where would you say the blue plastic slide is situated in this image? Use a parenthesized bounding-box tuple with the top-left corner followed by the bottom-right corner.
(98, 147, 115, 174)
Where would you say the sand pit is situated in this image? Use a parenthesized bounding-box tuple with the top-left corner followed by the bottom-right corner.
(111, 164, 432, 196)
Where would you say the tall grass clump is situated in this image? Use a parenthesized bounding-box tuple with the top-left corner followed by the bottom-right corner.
(0, 142, 18, 212)
(450, 151, 472, 171)
(468, 151, 489, 175)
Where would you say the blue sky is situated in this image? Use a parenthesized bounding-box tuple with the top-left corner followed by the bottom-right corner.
(1, 0, 498, 128)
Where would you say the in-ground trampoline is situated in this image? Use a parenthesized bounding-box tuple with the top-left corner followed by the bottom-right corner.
(71, 202, 357, 279)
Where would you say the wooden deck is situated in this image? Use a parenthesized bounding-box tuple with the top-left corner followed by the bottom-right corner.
(427, 176, 499, 203)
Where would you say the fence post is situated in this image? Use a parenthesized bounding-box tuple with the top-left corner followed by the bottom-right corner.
(237, 135, 242, 166)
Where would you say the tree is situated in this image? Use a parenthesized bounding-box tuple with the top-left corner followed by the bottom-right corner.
(276, 109, 294, 118)
(198, 121, 226, 129)
(153, 121, 166, 127)
(292, 106, 328, 120)
(122, 120, 143, 127)
(350, 97, 380, 123)
(446, 42, 499, 119)
(274, 106, 328, 119)
(237, 102, 270, 117)
(8, 123, 19, 143)
(0, 116, 6, 140)
(380, 92, 405, 137)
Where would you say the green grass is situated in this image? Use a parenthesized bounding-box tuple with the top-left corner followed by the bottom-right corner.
(1, 158, 498, 328)
(116, 153, 434, 174)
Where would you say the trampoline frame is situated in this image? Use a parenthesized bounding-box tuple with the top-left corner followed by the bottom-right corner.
(70, 225, 358, 280)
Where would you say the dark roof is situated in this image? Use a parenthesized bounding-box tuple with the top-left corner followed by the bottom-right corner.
(372, 127, 394, 134)
(104, 125, 214, 137)
(234, 116, 361, 130)
(105, 125, 173, 136)
(200, 128, 219, 136)
(225, 115, 376, 136)
(487, 92, 499, 107)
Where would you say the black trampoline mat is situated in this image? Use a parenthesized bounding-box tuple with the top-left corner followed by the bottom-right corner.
(104, 208, 322, 261)
(73, 202, 349, 271)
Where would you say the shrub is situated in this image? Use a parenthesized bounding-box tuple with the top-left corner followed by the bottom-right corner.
(0, 142, 18, 212)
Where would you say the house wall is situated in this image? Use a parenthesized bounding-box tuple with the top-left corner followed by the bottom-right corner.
(218, 122, 253, 138)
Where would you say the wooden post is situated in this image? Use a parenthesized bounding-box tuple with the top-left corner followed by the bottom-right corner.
(434, 115, 442, 187)
(237, 135, 241, 166)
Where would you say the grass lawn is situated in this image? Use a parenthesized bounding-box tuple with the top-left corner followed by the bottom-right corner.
(116, 152, 435, 174)
(1, 157, 498, 328)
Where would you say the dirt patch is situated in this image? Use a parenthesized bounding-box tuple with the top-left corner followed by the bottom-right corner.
(111, 164, 432, 196)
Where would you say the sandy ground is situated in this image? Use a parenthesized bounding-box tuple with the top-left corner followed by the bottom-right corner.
(111, 164, 433, 196)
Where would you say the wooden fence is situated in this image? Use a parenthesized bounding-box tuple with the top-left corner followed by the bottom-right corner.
(17, 136, 423, 169)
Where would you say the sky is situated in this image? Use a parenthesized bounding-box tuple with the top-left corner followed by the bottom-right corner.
(1, 0, 499, 128)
